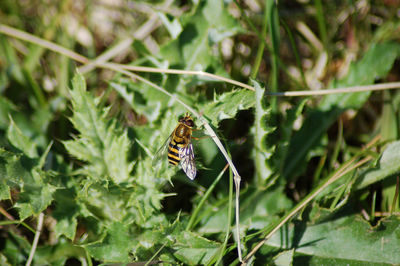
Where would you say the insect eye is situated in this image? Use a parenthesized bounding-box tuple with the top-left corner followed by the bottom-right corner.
(187, 120, 195, 127)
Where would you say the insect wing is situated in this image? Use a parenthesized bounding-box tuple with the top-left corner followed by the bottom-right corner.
(179, 142, 196, 180)
(152, 132, 173, 167)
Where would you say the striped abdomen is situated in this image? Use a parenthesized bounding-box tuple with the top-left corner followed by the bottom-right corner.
(167, 138, 185, 165)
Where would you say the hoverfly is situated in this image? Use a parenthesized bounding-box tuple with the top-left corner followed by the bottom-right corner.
(153, 113, 197, 180)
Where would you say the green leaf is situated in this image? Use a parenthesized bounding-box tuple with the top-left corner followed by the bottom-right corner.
(52, 189, 80, 240)
(284, 42, 400, 180)
(127, 159, 168, 218)
(320, 42, 400, 110)
(80, 182, 133, 222)
(7, 117, 38, 158)
(2, 231, 30, 265)
(201, 89, 255, 126)
(84, 222, 132, 262)
(380, 92, 400, 211)
(372, 20, 400, 43)
(239, 187, 292, 230)
(0, 149, 32, 200)
(202, 0, 244, 43)
(355, 141, 400, 189)
(4, 104, 52, 152)
(160, 13, 211, 70)
(35, 240, 86, 265)
(273, 249, 294, 266)
(63, 72, 133, 184)
(0, 35, 25, 85)
(160, 0, 243, 70)
(0, 146, 56, 219)
(173, 231, 219, 265)
(15, 177, 56, 220)
(0, 182, 10, 200)
(252, 80, 275, 182)
(157, 12, 182, 39)
(0, 96, 17, 130)
(199, 187, 292, 234)
(197, 205, 230, 234)
(380, 91, 398, 141)
(266, 214, 400, 265)
(110, 81, 162, 123)
(277, 98, 309, 173)
(0, 253, 13, 266)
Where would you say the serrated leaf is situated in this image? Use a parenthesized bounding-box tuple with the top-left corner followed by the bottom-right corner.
(0, 152, 10, 200)
(15, 204, 33, 221)
(84, 222, 131, 262)
(128, 159, 168, 218)
(80, 182, 133, 222)
(355, 141, 400, 189)
(136, 230, 165, 252)
(52, 188, 80, 240)
(201, 89, 255, 126)
(15, 180, 56, 220)
(0, 148, 33, 196)
(63, 72, 133, 184)
(252, 80, 275, 182)
(284, 42, 400, 180)
(266, 214, 400, 265)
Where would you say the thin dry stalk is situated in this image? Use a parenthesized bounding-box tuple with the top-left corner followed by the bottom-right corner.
(26, 213, 44, 266)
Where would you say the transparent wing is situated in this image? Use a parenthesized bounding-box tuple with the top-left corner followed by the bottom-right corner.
(179, 142, 196, 180)
(152, 133, 173, 167)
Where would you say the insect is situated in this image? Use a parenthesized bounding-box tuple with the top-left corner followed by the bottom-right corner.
(153, 113, 197, 180)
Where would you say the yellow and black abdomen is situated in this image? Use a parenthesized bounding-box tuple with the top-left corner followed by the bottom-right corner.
(167, 138, 181, 165)
(167, 125, 190, 165)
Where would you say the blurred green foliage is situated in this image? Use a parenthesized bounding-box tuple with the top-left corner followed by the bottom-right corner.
(1, 0, 400, 265)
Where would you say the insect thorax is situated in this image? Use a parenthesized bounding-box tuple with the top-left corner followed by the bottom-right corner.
(175, 124, 192, 139)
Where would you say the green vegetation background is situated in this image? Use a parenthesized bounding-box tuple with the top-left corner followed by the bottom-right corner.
(1, 0, 400, 265)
